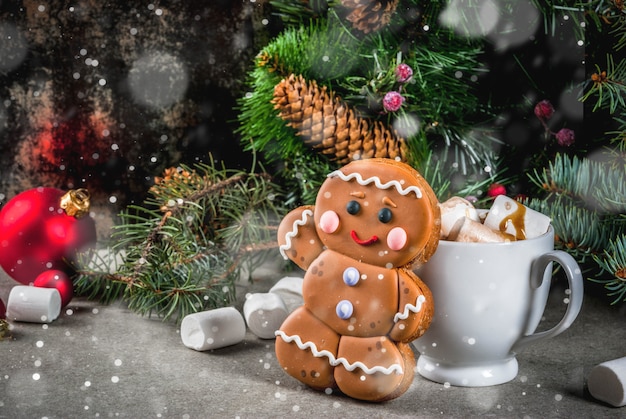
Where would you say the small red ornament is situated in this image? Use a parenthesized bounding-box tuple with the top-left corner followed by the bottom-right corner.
(0, 297, 7, 340)
(34, 269, 74, 308)
(0, 187, 96, 285)
(487, 183, 506, 198)
(0, 296, 5, 319)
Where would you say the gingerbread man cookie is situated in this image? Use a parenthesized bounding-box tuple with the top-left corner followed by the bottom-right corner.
(275, 158, 440, 402)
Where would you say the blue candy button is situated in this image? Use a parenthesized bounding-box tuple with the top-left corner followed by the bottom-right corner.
(343, 267, 360, 286)
(336, 300, 353, 320)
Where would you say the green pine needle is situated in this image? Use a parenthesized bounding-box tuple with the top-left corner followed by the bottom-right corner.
(237, 2, 500, 203)
(591, 236, 626, 304)
(527, 152, 626, 302)
(581, 54, 626, 114)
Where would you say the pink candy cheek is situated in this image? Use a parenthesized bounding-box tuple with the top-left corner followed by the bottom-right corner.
(387, 227, 408, 251)
(319, 210, 340, 234)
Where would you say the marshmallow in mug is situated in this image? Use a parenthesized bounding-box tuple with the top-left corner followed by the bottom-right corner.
(438, 196, 480, 239)
(447, 216, 514, 243)
(483, 195, 551, 240)
(439, 195, 551, 243)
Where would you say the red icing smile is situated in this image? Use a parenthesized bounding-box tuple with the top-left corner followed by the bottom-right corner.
(351, 230, 379, 246)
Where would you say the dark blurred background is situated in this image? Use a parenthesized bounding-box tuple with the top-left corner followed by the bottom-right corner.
(0, 0, 589, 236)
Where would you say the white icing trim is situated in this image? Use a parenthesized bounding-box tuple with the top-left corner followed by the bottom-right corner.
(394, 295, 427, 323)
(275, 331, 403, 375)
(328, 170, 423, 198)
(279, 209, 314, 259)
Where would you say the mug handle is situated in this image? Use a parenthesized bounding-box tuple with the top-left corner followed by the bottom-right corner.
(511, 251, 584, 353)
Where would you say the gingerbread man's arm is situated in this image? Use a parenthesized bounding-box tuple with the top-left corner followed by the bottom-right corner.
(277, 205, 324, 271)
(388, 269, 434, 343)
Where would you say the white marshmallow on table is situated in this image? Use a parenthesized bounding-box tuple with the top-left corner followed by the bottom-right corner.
(268, 276, 304, 313)
(180, 307, 246, 351)
(268, 276, 303, 297)
(588, 356, 626, 407)
(483, 195, 551, 240)
(438, 197, 480, 239)
(448, 217, 514, 243)
(6, 285, 61, 323)
(243, 292, 289, 339)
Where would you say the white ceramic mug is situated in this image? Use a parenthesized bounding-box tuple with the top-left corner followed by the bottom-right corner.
(413, 226, 583, 387)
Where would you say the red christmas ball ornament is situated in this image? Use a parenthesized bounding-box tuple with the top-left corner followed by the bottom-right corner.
(0, 187, 97, 285)
(0, 296, 6, 319)
(34, 269, 74, 308)
(0, 297, 7, 340)
(487, 183, 506, 198)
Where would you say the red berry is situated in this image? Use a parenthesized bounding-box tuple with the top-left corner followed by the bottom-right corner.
(534, 100, 554, 120)
(383, 91, 404, 112)
(487, 183, 506, 198)
(395, 63, 413, 83)
(555, 128, 575, 147)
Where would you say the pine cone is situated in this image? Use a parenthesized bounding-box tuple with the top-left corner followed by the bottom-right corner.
(273, 74, 407, 164)
(340, 0, 399, 34)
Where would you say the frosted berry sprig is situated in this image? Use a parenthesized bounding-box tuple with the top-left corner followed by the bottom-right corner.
(534, 99, 575, 147)
(395, 63, 413, 83)
(382, 63, 413, 113)
(383, 91, 405, 112)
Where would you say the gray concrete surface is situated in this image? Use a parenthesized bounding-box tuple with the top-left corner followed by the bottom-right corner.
(1, 257, 624, 418)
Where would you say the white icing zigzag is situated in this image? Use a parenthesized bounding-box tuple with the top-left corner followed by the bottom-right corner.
(328, 170, 423, 198)
(394, 295, 427, 323)
(279, 209, 314, 260)
(275, 331, 403, 375)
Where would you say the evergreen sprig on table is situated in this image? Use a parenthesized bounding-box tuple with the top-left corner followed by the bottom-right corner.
(74, 158, 284, 322)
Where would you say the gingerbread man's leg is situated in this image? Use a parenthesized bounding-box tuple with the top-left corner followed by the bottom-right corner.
(334, 336, 415, 402)
(275, 306, 340, 391)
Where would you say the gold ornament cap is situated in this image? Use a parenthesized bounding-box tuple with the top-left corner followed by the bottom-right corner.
(60, 189, 91, 218)
(0, 319, 10, 341)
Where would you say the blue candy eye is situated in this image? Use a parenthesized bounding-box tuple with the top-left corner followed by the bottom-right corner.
(378, 208, 392, 223)
(346, 200, 361, 215)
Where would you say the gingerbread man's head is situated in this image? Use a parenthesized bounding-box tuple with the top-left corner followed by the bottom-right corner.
(314, 158, 441, 268)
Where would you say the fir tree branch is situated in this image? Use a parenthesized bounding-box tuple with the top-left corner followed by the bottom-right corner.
(526, 196, 615, 263)
(238, 3, 498, 202)
(581, 54, 626, 113)
(527, 152, 626, 302)
(591, 235, 626, 304)
(270, 0, 335, 27)
(74, 159, 284, 322)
